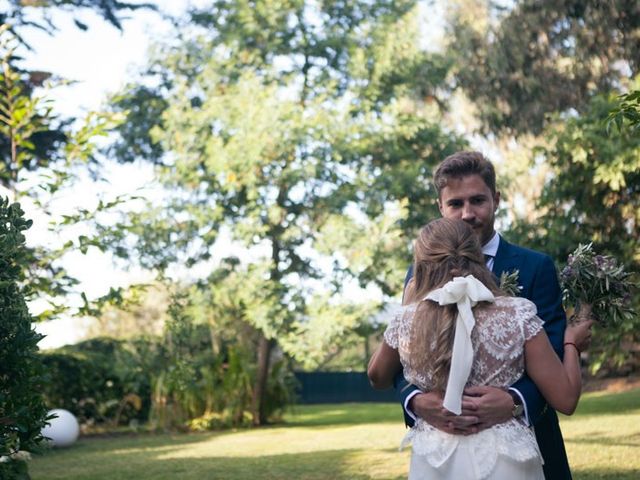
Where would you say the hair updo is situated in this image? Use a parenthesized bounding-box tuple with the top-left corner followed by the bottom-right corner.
(403, 218, 501, 391)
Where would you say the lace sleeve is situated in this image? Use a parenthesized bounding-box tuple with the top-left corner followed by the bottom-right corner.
(519, 299, 544, 341)
(383, 309, 403, 349)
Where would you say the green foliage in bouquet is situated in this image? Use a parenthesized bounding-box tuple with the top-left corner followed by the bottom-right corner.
(560, 243, 638, 374)
(0, 198, 49, 479)
(560, 243, 636, 327)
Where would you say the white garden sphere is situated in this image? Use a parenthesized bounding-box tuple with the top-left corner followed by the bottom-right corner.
(41, 409, 80, 447)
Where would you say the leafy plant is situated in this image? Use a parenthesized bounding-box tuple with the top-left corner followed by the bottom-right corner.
(40, 337, 159, 427)
(0, 198, 48, 479)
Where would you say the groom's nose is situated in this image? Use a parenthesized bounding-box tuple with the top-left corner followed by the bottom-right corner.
(461, 203, 475, 221)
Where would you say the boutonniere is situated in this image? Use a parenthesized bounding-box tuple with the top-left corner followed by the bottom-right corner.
(499, 269, 522, 297)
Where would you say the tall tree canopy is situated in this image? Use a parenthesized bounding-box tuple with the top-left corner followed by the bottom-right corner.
(449, 0, 640, 135)
(510, 91, 640, 371)
(0, 0, 158, 184)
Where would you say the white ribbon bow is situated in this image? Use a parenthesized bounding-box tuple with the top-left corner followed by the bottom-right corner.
(424, 275, 495, 415)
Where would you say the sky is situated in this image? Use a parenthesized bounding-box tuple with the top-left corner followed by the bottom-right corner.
(19, 1, 190, 348)
(21, 5, 164, 114)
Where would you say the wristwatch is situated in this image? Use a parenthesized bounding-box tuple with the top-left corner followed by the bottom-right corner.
(508, 390, 524, 417)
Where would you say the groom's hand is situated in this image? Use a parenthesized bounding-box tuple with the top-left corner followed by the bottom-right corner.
(409, 392, 479, 435)
(461, 386, 512, 431)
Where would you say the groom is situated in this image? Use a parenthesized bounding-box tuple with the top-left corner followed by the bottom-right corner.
(397, 151, 572, 479)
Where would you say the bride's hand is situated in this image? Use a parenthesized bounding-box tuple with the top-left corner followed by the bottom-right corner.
(564, 318, 594, 353)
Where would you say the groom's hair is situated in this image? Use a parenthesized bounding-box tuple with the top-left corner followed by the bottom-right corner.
(433, 151, 497, 196)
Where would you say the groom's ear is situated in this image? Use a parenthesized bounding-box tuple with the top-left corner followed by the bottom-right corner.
(493, 191, 501, 211)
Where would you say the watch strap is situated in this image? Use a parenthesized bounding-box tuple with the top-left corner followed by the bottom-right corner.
(508, 390, 524, 417)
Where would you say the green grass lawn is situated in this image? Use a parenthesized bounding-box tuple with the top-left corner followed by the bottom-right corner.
(29, 388, 640, 480)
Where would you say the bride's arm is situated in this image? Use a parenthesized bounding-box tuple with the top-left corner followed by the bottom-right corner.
(368, 342, 401, 390)
(524, 320, 593, 415)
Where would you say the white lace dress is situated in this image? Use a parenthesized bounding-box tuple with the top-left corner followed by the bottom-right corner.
(385, 296, 545, 480)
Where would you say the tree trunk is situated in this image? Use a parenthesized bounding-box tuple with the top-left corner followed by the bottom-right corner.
(251, 334, 273, 425)
(364, 335, 370, 371)
(250, 185, 285, 425)
(208, 321, 219, 357)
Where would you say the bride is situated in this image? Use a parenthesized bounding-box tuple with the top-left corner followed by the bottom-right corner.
(368, 218, 592, 480)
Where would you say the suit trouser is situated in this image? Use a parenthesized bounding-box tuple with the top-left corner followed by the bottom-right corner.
(534, 409, 572, 480)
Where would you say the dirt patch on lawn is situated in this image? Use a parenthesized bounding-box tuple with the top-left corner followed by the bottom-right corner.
(582, 375, 640, 393)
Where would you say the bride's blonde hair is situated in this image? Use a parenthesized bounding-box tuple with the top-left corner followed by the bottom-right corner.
(403, 218, 501, 391)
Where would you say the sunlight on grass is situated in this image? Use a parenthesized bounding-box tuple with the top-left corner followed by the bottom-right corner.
(341, 449, 409, 480)
(29, 389, 640, 480)
(560, 389, 640, 480)
(155, 424, 406, 459)
(284, 403, 403, 426)
(561, 415, 640, 478)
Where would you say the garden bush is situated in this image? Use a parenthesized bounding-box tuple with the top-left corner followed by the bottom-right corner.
(40, 336, 160, 427)
(0, 199, 49, 479)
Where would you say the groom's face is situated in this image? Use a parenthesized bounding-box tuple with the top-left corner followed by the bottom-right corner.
(437, 174, 500, 246)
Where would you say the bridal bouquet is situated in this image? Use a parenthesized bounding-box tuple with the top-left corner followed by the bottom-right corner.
(560, 243, 637, 327)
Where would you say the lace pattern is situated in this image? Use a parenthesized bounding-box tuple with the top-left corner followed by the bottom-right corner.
(385, 296, 543, 391)
(385, 295, 545, 478)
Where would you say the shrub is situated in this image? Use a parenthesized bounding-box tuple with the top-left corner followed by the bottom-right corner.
(0, 199, 49, 479)
(40, 337, 160, 427)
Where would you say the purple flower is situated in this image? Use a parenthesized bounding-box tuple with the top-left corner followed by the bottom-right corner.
(561, 266, 573, 279)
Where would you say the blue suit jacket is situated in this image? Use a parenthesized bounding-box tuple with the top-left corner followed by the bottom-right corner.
(395, 236, 572, 478)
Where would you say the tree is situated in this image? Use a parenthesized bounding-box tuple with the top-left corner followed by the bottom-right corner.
(0, 23, 135, 321)
(0, 0, 166, 321)
(0, 1, 158, 188)
(149, 272, 296, 431)
(442, 0, 640, 374)
(107, 0, 464, 424)
(448, 0, 640, 135)
(85, 283, 169, 339)
(0, 0, 158, 188)
(508, 91, 640, 373)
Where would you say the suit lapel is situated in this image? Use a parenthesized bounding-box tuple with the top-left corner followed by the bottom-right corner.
(493, 236, 517, 277)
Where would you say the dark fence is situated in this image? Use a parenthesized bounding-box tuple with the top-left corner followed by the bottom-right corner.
(294, 371, 397, 404)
